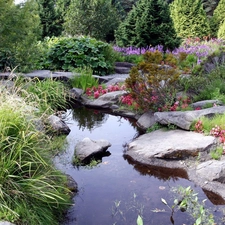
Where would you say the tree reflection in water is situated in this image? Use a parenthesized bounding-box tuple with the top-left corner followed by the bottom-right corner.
(71, 106, 109, 131)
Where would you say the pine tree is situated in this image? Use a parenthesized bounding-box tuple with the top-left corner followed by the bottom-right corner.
(37, 0, 63, 38)
(115, 0, 180, 50)
(170, 0, 211, 38)
(211, 0, 225, 37)
(115, 5, 138, 47)
(135, 0, 180, 50)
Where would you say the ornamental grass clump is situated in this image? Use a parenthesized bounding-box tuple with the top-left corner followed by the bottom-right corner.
(125, 51, 180, 112)
(0, 80, 71, 224)
(17, 77, 68, 114)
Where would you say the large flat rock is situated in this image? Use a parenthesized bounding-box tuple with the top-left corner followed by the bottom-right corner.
(154, 106, 225, 130)
(126, 129, 216, 160)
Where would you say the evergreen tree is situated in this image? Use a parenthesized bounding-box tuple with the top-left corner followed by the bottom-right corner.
(115, 0, 180, 50)
(63, 0, 120, 41)
(218, 18, 225, 39)
(115, 5, 138, 47)
(211, 0, 225, 37)
(36, 0, 63, 38)
(170, 0, 211, 39)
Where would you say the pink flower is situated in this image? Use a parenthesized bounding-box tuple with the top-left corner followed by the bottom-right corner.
(94, 91, 100, 99)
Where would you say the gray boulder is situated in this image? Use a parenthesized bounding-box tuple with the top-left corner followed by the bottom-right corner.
(190, 100, 223, 109)
(69, 88, 84, 99)
(136, 111, 156, 130)
(47, 115, 71, 135)
(126, 129, 216, 160)
(154, 106, 225, 130)
(0, 222, 15, 225)
(196, 160, 225, 183)
(74, 137, 111, 162)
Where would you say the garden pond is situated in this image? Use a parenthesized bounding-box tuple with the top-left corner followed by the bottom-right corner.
(54, 106, 225, 225)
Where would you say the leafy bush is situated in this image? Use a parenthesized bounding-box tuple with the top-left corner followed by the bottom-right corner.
(125, 51, 180, 112)
(46, 36, 115, 75)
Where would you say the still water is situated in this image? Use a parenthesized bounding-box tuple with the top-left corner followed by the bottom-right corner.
(54, 107, 225, 225)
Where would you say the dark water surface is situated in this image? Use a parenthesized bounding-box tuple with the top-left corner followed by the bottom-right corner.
(54, 107, 225, 225)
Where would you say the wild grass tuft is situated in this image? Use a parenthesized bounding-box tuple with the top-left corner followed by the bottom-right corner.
(16, 76, 68, 114)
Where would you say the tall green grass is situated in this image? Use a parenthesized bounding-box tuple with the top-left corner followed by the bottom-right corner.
(69, 67, 99, 91)
(15, 76, 69, 114)
(0, 79, 72, 224)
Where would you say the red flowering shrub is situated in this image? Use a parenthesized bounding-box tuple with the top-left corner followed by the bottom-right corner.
(125, 51, 180, 112)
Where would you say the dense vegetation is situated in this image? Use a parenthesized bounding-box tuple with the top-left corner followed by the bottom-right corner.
(1, 0, 225, 73)
(2, 0, 225, 224)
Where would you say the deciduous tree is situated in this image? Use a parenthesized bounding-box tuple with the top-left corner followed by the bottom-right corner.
(63, 0, 120, 41)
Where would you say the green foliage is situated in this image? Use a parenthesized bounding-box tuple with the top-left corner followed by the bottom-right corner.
(171, 186, 215, 225)
(47, 36, 115, 75)
(192, 65, 225, 103)
(218, 19, 225, 39)
(211, 0, 225, 37)
(125, 51, 180, 112)
(69, 67, 99, 90)
(136, 215, 144, 225)
(210, 145, 224, 160)
(146, 123, 163, 133)
(0, 87, 71, 225)
(170, 0, 211, 38)
(116, 0, 180, 51)
(36, 0, 63, 38)
(64, 0, 121, 42)
(0, 0, 41, 72)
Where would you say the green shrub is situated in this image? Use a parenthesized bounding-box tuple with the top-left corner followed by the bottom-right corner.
(125, 51, 180, 111)
(46, 36, 115, 75)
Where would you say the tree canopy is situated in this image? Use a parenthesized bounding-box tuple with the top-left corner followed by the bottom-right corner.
(115, 0, 180, 51)
(63, 0, 120, 41)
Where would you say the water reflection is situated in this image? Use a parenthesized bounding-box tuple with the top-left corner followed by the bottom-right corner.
(124, 155, 188, 181)
(71, 106, 108, 131)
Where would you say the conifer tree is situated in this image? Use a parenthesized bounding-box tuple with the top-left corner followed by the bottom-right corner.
(170, 0, 211, 38)
(211, 0, 225, 37)
(115, 0, 180, 50)
(37, 0, 63, 38)
(218, 19, 225, 39)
